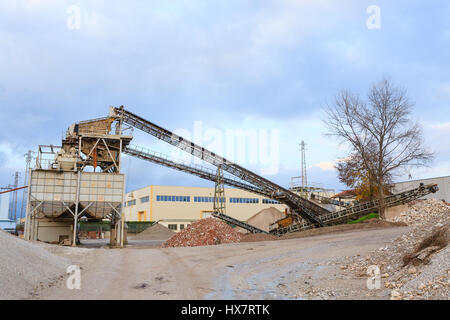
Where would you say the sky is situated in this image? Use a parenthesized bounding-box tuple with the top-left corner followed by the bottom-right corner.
(0, 0, 449, 201)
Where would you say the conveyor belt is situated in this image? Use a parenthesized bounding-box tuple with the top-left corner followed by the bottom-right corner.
(212, 212, 269, 234)
(271, 183, 439, 235)
(124, 145, 271, 198)
(110, 107, 439, 235)
(112, 106, 328, 226)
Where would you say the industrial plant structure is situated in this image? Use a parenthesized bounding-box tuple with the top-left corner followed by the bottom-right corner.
(22, 106, 440, 245)
(24, 112, 131, 246)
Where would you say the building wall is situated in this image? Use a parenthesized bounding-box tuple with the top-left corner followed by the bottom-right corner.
(124, 185, 287, 231)
(393, 176, 450, 202)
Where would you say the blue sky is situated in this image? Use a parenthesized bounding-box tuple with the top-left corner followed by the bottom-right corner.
(0, 0, 449, 195)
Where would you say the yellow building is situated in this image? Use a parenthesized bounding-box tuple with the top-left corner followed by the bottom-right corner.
(124, 185, 287, 231)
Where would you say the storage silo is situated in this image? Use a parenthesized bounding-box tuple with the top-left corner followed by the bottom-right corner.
(24, 113, 132, 247)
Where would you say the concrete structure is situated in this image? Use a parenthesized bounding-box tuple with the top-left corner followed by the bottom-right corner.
(393, 176, 450, 202)
(124, 185, 287, 231)
(0, 193, 15, 232)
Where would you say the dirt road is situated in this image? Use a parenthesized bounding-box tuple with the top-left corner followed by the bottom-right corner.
(36, 227, 408, 300)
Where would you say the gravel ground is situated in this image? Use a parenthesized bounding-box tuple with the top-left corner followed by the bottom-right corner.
(35, 227, 408, 300)
(0, 230, 71, 300)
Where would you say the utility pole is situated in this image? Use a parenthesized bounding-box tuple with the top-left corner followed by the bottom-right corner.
(300, 141, 308, 191)
(12, 172, 20, 221)
(20, 150, 34, 220)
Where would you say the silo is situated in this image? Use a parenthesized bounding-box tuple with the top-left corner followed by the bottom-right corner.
(24, 113, 132, 247)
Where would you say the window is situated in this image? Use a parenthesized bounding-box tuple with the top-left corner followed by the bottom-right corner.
(229, 197, 259, 204)
(168, 224, 177, 230)
(157, 195, 191, 202)
(180, 224, 185, 230)
(194, 196, 224, 203)
(127, 199, 136, 206)
(263, 198, 280, 204)
(140, 196, 150, 203)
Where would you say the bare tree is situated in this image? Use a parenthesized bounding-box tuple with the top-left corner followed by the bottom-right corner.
(324, 79, 434, 219)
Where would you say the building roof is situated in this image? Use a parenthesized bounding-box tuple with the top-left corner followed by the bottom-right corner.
(395, 175, 450, 184)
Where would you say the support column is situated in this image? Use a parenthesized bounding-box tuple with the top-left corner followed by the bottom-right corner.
(24, 169, 32, 241)
(73, 171, 81, 247)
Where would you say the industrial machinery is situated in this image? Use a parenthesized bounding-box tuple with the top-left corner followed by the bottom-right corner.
(24, 115, 132, 246)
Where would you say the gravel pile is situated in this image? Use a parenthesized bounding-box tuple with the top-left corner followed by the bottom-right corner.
(162, 218, 242, 248)
(243, 208, 285, 233)
(392, 199, 449, 226)
(338, 199, 450, 300)
(0, 230, 70, 300)
(132, 223, 175, 240)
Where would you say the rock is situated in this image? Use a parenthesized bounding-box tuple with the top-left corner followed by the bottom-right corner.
(408, 267, 417, 275)
(382, 273, 389, 278)
(418, 283, 426, 290)
(416, 246, 441, 260)
(390, 289, 402, 300)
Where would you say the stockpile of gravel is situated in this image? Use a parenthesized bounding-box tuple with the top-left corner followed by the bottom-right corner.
(339, 199, 450, 300)
(393, 199, 449, 226)
(0, 230, 70, 300)
(162, 218, 242, 248)
(243, 208, 285, 233)
(132, 223, 175, 240)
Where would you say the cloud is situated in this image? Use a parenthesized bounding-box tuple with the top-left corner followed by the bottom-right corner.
(429, 122, 450, 130)
(310, 161, 336, 171)
(0, 1, 449, 192)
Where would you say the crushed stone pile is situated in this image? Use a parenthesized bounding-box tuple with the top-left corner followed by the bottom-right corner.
(0, 230, 70, 300)
(393, 199, 449, 226)
(163, 218, 242, 248)
(242, 207, 285, 233)
(132, 223, 175, 240)
(337, 199, 450, 300)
